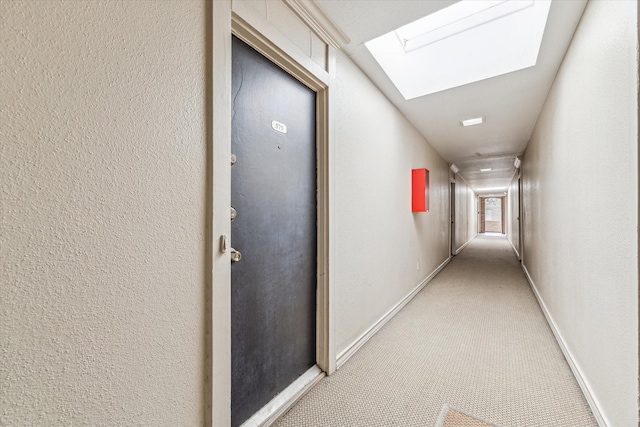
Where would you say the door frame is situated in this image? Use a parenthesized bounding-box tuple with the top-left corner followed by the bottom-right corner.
(479, 197, 486, 233)
(478, 196, 506, 234)
(450, 181, 455, 255)
(231, 7, 332, 372)
(501, 196, 506, 234)
(209, 3, 334, 425)
(518, 174, 524, 261)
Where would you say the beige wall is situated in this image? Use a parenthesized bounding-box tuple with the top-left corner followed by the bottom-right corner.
(333, 50, 450, 354)
(506, 173, 520, 257)
(453, 174, 476, 252)
(521, 1, 638, 425)
(1, 1, 208, 425)
(468, 187, 477, 242)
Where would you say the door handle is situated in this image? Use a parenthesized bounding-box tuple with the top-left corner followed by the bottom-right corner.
(231, 248, 242, 262)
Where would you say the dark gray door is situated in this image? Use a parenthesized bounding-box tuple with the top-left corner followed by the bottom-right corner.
(231, 36, 317, 427)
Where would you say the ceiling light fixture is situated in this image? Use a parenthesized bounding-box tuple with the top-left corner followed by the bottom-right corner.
(450, 164, 460, 173)
(477, 187, 506, 191)
(461, 117, 484, 127)
(480, 168, 492, 172)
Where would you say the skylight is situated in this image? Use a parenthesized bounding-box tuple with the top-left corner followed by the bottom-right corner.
(365, 0, 552, 100)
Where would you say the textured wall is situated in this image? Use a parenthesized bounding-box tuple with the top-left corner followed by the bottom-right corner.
(521, 1, 638, 425)
(454, 176, 468, 250)
(453, 174, 476, 251)
(467, 186, 477, 243)
(333, 51, 450, 354)
(1, 1, 207, 425)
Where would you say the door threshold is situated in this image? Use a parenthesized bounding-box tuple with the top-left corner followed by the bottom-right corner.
(240, 365, 325, 427)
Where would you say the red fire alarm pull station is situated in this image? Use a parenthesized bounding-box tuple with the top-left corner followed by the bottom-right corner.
(411, 168, 429, 212)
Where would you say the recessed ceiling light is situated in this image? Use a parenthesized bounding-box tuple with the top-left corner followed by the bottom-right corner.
(477, 187, 506, 191)
(480, 168, 492, 172)
(365, 0, 552, 99)
(461, 117, 484, 127)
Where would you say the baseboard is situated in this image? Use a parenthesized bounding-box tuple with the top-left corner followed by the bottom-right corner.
(241, 365, 325, 427)
(508, 238, 520, 259)
(336, 256, 451, 369)
(521, 264, 608, 427)
(454, 235, 476, 255)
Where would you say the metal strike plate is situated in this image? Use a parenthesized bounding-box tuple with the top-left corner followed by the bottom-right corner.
(230, 207, 237, 221)
(230, 249, 242, 262)
(219, 234, 228, 253)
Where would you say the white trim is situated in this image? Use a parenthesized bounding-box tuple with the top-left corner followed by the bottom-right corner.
(454, 235, 475, 255)
(282, 0, 350, 49)
(322, 44, 337, 375)
(232, 1, 329, 87)
(521, 264, 609, 427)
(210, 1, 233, 425)
(336, 256, 451, 369)
(508, 237, 520, 259)
(240, 365, 325, 427)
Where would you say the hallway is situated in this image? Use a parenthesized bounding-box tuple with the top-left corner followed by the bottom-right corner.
(274, 235, 596, 427)
(2, 1, 637, 425)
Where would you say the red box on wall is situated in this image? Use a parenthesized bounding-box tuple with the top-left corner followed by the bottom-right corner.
(412, 168, 429, 212)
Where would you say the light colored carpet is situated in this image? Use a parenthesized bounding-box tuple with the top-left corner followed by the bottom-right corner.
(273, 235, 598, 427)
(435, 405, 497, 427)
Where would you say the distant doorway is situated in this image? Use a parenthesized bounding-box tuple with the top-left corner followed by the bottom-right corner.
(480, 196, 505, 234)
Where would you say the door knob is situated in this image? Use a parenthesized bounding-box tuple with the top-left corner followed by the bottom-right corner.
(231, 248, 242, 262)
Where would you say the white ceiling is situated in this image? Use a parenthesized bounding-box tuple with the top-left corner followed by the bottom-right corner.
(314, 0, 587, 194)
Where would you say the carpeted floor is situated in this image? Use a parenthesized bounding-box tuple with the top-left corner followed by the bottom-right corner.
(435, 404, 498, 427)
(273, 235, 597, 427)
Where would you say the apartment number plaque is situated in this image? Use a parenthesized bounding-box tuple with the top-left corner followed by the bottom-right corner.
(271, 120, 287, 134)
